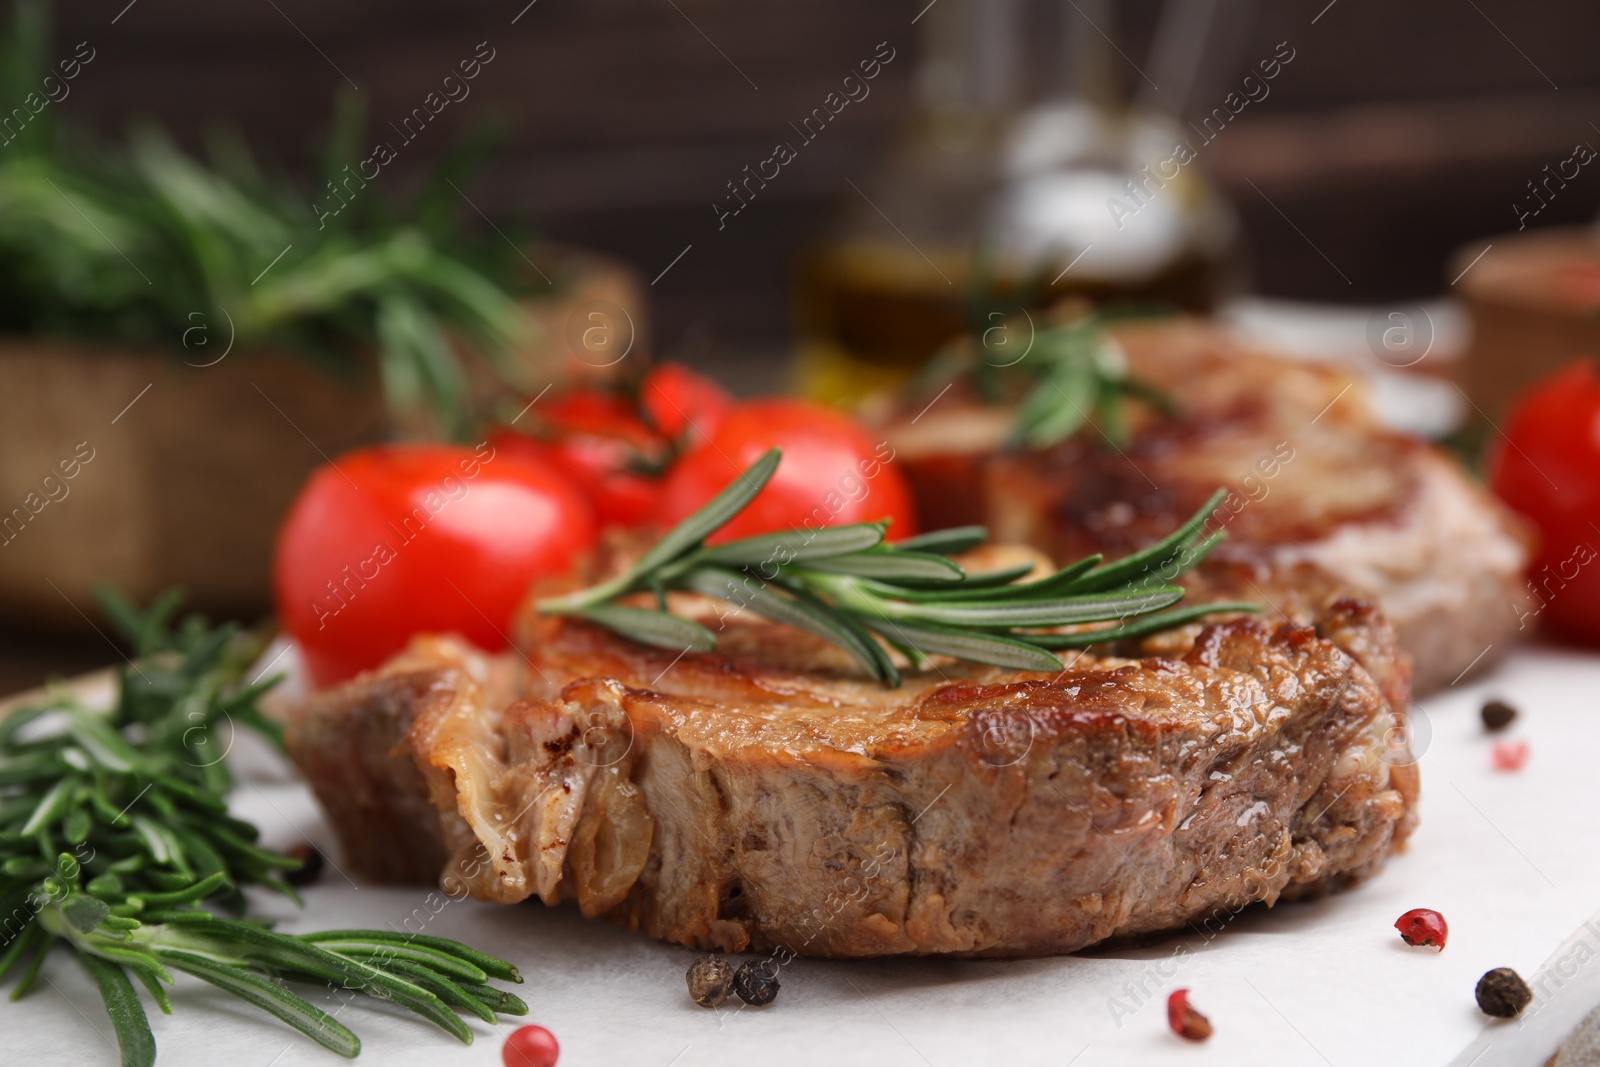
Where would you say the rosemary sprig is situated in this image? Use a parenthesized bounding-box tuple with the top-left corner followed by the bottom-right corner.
(539, 449, 1257, 685)
(0, 593, 524, 1066)
(917, 251, 1177, 448)
(1007, 313, 1177, 449)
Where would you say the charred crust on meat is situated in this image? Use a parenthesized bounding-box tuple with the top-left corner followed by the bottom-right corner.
(293, 561, 1421, 959)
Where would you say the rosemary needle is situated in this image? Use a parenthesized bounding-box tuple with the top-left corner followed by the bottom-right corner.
(0, 591, 524, 1066)
(539, 448, 1259, 683)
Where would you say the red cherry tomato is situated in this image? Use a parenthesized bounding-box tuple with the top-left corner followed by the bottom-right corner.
(502, 1024, 559, 1067)
(538, 388, 657, 446)
(274, 443, 595, 688)
(488, 428, 662, 529)
(1487, 360, 1600, 643)
(641, 362, 733, 443)
(660, 398, 917, 543)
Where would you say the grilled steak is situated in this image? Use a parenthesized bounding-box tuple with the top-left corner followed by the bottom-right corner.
(883, 317, 1533, 692)
(289, 557, 1419, 959)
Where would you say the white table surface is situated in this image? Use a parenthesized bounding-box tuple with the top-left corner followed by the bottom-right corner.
(6, 639, 1599, 1067)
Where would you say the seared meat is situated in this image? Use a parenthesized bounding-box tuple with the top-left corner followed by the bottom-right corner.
(883, 318, 1533, 692)
(288, 560, 1418, 958)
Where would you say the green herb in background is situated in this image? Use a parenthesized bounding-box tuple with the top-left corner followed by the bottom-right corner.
(539, 448, 1257, 684)
(0, 591, 525, 1065)
(914, 243, 1177, 449)
(0, 1, 543, 437)
(1004, 311, 1177, 449)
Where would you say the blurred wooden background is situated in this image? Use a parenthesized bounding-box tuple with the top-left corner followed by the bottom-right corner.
(7, 0, 1600, 691)
(48, 0, 1600, 353)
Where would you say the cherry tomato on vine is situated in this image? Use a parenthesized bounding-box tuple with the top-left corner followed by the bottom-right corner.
(1487, 359, 1600, 644)
(659, 397, 917, 543)
(487, 427, 662, 529)
(274, 443, 595, 687)
(640, 362, 733, 444)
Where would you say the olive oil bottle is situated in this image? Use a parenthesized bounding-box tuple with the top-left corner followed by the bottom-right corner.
(793, 0, 1239, 404)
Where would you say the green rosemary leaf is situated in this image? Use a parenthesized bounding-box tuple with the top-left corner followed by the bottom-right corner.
(861, 619, 1063, 673)
(298, 931, 522, 983)
(799, 550, 965, 583)
(1011, 555, 1105, 596)
(458, 982, 529, 1016)
(136, 910, 215, 926)
(201, 822, 294, 869)
(78, 952, 156, 1067)
(153, 773, 229, 813)
(156, 948, 361, 1058)
(631, 447, 781, 579)
(62, 806, 91, 845)
(0, 921, 44, 984)
(0, 704, 56, 747)
(307, 937, 488, 984)
(1182, 528, 1226, 570)
(1096, 373, 1127, 447)
(940, 562, 1041, 589)
(884, 586, 1185, 629)
(540, 448, 783, 614)
(9, 932, 48, 1000)
(376, 957, 499, 1025)
(130, 816, 189, 876)
(65, 708, 141, 773)
(93, 585, 162, 656)
(889, 556, 1101, 601)
(79, 944, 173, 986)
(1027, 600, 1262, 648)
(699, 522, 887, 566)
(130, 963, 172, 1016)
(1016, 352, 1096, 449)
(680, 567, 892, 683)
(0, 754, 63, 788)
(166, 826, 230, 883)
(895, 526, 989, 556)
(19, 775, 75, 836)
(1064, 488, 1226, 593)
(579, 604, 717, 653)
(322, 959, 473, 1043)
(129, 871, 229, 908)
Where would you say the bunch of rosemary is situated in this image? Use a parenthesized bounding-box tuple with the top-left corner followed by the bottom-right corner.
(539, 449, 1255, 684)
(0, 2, 537, 436)
(0, 591, 525, 1065)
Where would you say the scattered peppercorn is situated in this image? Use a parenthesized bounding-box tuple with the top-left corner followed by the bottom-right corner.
(1476, 967, 1533, 1018)
(1167, 989, 1213, 1041)
(502, 1024, 560, 1067)
(1492, 739, 1530, 772)
(1394, 908, 1449, 950)
(733, 960, 780, 1006)
(1481, 699, 1518, 733)
(283, 843, 325, 887)
(686, 954, 735, 1009)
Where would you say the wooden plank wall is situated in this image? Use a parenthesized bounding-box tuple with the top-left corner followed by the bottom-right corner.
(35, 0, 1600, 351)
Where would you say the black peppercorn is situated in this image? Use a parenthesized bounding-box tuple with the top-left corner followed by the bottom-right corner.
(733, 960, 780, 1006)
(284, 843, 325, 887)
(1481, 699, 1518, 733)
(1476, 967, 1533, 1018)
(686, 955, 735, 1008)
